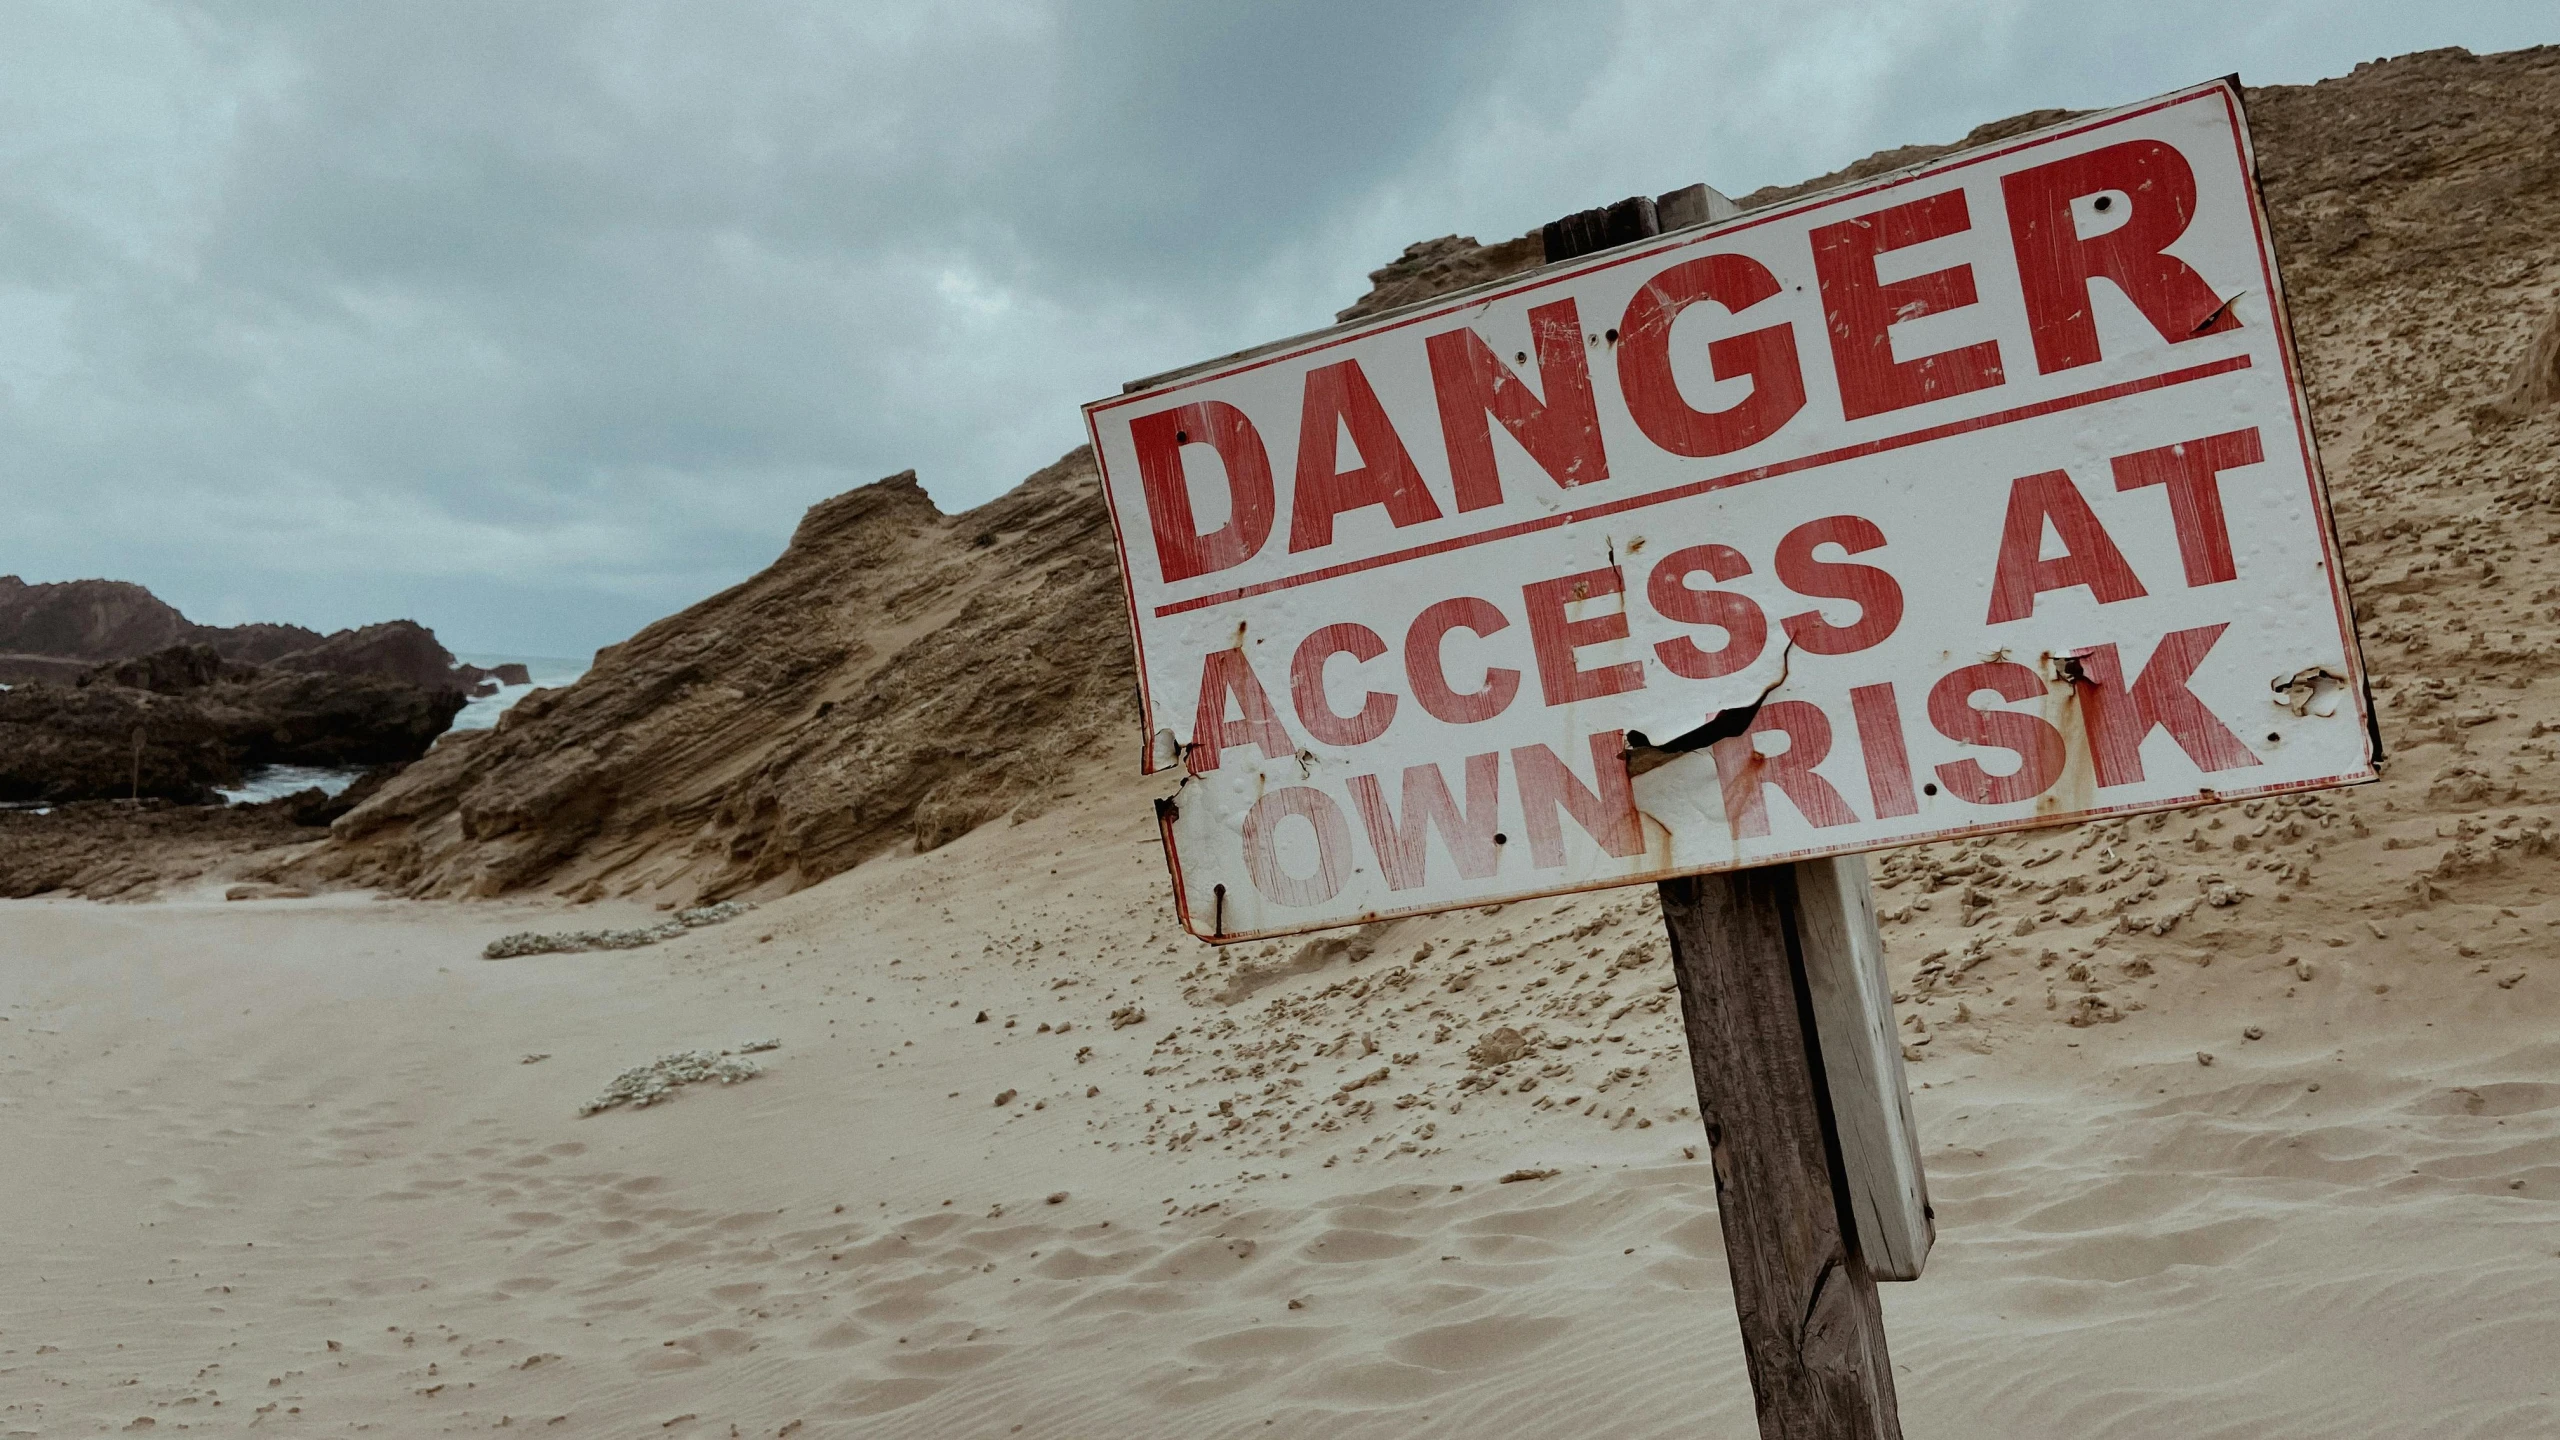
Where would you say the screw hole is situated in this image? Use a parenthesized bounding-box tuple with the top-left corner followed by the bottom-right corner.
(1494, 832, 1509, 845)
(1604, 327, 1620, 343)
(1515, 351, 1528, 364)
(1923, 782, 1939, 796)
(1174, 430, 1189, 444)
(2266, 731, 2281, 743)
(2093, 195, 2113, 212)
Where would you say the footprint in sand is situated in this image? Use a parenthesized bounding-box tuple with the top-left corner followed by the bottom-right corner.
(1296, 1227, 1424, 1263)
(632, 1327, 755, 1373)
(853, 1288, 946, 1325)
(827, 1375, 946, 1417)
(882, 1341, 1011, 1377)
(805, 1319, 872, 1349)
(1384, 1314, 1572, 1372)
(1133, 1234, 1267, 1279)
(2415, 1081, 2560, 1117)
(1136, 1325, 1343, 1406)
(1659, 1207, 1726, 1259)
(2025, 1215, 2276, 1284)
(1183, 1325, 1339, 1365)
(1058, 1280, 1197, 1319)
(1032, 1244, 1157, 1279)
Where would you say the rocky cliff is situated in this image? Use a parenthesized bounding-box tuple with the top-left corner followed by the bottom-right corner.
(0, 644, 466, 805)
(304, 450, 1130, 900)
(0, 576, 499, 692)
(307, 44, 2560, 906)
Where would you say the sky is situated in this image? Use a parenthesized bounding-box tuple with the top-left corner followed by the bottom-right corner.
(3, 1, 2549, 657)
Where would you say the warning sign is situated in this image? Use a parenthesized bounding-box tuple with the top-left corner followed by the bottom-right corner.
(1085, 80, 2373, 942)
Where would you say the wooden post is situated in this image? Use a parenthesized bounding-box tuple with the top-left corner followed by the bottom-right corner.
(1660, 865, 1901, 1440)
(1792, 854, 1932, 1280)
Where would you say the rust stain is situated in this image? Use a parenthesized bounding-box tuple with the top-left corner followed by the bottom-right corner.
(1718, 745, 1771, 848)
(1639, 805, 1676, 870)
(2036, 649, 2099, 818)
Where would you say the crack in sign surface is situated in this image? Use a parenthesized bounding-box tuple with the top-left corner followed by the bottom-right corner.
(1622, 639, 1800, 779)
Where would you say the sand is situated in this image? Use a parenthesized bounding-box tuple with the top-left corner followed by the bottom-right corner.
(4, 752, 2557, 1437)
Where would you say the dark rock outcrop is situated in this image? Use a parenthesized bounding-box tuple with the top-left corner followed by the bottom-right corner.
(266, 620, 492, 693)
(0, 576, 493, 692)
(85, 643, 227, 695)
(0, 680, 237, 803)
(0, 798, 314, 900)
(0, 646, 464, 804)
(207, 667, 466, 769)
(0, 575, 192, 660)
(203, 622, 328, 666)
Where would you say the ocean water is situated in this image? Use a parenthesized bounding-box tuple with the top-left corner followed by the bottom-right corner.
(451, 653, 589, 732)
(215, 764, 367, 805)
(212, 653, 589, 806)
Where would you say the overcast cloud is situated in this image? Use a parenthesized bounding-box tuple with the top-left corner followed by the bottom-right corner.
(4, 0, 2547, 656)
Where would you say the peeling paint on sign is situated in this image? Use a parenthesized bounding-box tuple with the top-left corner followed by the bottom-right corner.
(1086, 79, 2375, 943)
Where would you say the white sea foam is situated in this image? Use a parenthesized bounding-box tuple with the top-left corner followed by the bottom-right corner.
(451, 652, 588, 732)
(216, 764, 367, 805)
(204, 656, 585, 805)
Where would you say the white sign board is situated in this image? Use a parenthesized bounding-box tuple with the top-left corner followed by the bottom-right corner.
(1085, 80, 2374, 943)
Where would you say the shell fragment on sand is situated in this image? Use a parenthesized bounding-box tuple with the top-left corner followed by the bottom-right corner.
(483, 901, 751, 959)
(579, 1039, 781, 1115)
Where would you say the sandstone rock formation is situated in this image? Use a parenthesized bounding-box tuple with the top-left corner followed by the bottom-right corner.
(1325, 108, 2092, 326)
(305, 450, 1129, 900)
(1335, 233, 1543, 323)
(302, 44, 2559, 910)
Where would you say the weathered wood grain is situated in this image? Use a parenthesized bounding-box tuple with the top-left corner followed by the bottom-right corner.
(1660, 867, 1901, 1440)
(1793, 853, 1933, 1280)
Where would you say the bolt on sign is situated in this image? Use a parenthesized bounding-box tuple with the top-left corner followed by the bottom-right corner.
(1086, 79, 2375, 944)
